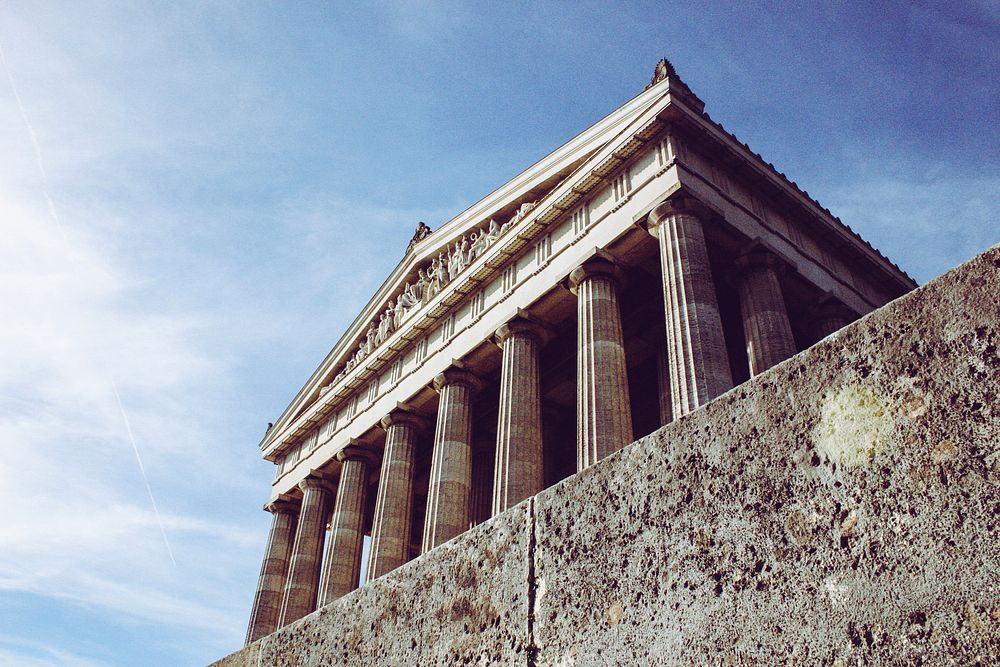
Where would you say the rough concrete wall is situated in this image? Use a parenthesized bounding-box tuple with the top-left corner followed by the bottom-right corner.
(213, 245, 999, 666)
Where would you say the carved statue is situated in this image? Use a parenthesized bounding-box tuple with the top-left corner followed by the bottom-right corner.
(376, 312, 388, 343)
(365, 323, 377, 353)
(435, 253, 448, 285)
(385, 300, 398, 335)
(398, 283, 418, 310)
(415, 268, 429, 303)
(393, 297, 406, 327)
(406, 221, 432, 254)
(486, 218, 501, 243)
(469, 231, 487, 261)
(448, 241, 466, 280)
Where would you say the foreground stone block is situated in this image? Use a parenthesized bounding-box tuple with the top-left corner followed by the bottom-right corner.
(213, 503, 531, 666)
(533, 246, 1000, 665)
(214, 246, 998, 666)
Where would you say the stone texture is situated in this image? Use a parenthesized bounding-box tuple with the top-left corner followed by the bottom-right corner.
(277, 477, 333, 627)
(366, 411, 422, 582)
(731, 248, 797, 375)
(216, 246, 999, 666)
(493, 318, 547, 514)
(212, 503, 532, 667)
(423, 368, 480, 552)
(532, 245, 1000, 665)
(318, 446, 377, 605)
(570, 257, 634, 470)
(649, 198, 734, 416)
(245, 501, 298, 645)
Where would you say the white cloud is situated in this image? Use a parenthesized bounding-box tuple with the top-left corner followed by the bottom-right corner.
(0, 637, 111, 667)
(825, 167, 1000, 283)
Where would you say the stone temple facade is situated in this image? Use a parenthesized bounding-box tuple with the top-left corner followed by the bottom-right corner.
(217, 61, 997, 664)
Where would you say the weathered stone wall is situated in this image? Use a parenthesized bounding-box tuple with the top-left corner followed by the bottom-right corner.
(213, 245, 999, 666)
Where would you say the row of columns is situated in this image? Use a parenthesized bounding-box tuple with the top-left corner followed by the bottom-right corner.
(246, 196, 856, 644)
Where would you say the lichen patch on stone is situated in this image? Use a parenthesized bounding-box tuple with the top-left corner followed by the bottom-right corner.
(815, 384, 895, 468)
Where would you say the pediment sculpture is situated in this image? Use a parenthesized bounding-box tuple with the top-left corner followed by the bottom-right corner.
(326, 201, 537, 389)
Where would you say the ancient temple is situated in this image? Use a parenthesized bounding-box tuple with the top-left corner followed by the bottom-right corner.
(241, 59, 916, 646)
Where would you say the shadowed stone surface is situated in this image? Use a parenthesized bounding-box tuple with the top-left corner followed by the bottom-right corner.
(215, 246, 998, 666)
(213, 503, 531, 666)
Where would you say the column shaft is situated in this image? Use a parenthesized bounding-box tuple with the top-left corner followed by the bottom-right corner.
(367, 415, 420, 581)
(278, 478, 333, 627)
(733, 252, 796, 375)
(422, 370, 477, 552)
(650, 199, 733, 416)
(812, 299, 857, 340)
(318, 448, 375, 605)
(493, 321, 545, 513)
(571, 259, 633, 470)
(655, 344, 673, 426)
(245, 503, 298, 645)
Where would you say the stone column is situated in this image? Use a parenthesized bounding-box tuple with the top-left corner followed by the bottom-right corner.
(422, 367, 480, 552)
(730, 249, 797, 376)
(245, 500, 299, 645)
(492, 317, 548, 514)
(811, 296, 857, 340)
(366, 410, 423, 582)
(278, 475, 334, 627)
(570, 257, 633, 470)
(655, 344, 673, 427)
(317, 445, 379, 605)
(648, 198, 733, 416)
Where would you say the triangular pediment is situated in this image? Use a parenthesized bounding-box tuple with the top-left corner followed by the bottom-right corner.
(261, 78, 680, 453)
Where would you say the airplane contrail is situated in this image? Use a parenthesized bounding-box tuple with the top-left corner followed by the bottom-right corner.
(0, 38, 61, 229)
(1, 36, 176, 567)
(112, 379, 177, 567)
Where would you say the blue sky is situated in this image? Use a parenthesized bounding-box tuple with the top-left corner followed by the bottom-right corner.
(0, 2, 996, 665)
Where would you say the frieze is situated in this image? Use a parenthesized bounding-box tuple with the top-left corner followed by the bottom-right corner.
(323, 201, 538, 391)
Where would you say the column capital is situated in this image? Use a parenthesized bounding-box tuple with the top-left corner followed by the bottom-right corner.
(647, 196, 712, 232)
(379, 405, 427, 431)
(494, 313, 553, 347)
(728, 244, 788, 285)
(432, 365, 482, 393)
(568, 255, 626, 294)
(265, 499, 300, 515)
(336, 442, 381, 467)
(811, 293, 857, 320)
(297, 474, 335, 494)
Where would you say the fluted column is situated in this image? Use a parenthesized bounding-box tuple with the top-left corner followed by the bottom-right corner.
(318, 445, 379, 605)
(366, 410, 423, 581)
(493, 317, 549, 514)
(648, 198, 733, 416)
(245, 500, 299, 645)
(570, 257, 633, 470)
(731, 249, 797, 376)
(811, 296, 857, 340)
(278, 475, 334, 627)
(422, 367, 480, 552)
